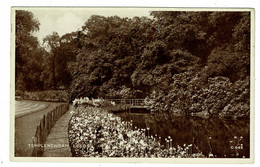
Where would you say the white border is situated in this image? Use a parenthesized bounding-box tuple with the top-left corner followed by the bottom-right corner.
(9, 6, 255, 164)
(1, 1, 259, 167)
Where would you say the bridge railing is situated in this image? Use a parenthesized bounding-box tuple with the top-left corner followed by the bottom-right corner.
(105, 99, 145, 106)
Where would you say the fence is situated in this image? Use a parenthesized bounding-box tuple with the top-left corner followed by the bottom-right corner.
(105, 99, 145, 107)
(31, 103, 69, 157)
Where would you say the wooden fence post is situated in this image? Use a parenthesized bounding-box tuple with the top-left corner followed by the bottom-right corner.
(32, 129, 38, 157)
(60, 105, 63, 115)
(39, 119, 44, 154)
(53, 109, 56, 125)
(46, 113, 49, 134)
(57, 106, 60, 118)
(56, 107, 59, 120)
(42, 115, 45, 128)
(53, 109, 55, 122)
(63, 104, 65, 114)
(57, 107, 60, 120)
(42, 115, 46, 142)
(51, 110, 54, 127)
(64, 104, 66, 111)
(55, 107, 58, 121)
(40, 119, 43, 144)
(54, 108, 56, 122)
(59, 106, 61, 117)
(36, 125, 41, 156)
(59, 105, 61, 116)
(48, 112, 51, 132)
(53, 109, 55, 124)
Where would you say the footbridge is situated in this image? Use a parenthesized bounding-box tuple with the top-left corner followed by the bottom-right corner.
(105, 99, 147, 109)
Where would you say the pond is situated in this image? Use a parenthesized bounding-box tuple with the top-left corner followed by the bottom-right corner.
(115, 109, 250, 158)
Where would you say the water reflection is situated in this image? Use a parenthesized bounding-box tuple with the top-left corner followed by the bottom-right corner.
(115, 109, 250, 158)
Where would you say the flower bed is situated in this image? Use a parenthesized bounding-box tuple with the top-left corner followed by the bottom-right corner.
(68, 105, 205, 158)
(72, 97, 111, 107)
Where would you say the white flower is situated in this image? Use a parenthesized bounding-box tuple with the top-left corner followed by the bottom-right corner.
(105, 145, 110, 150)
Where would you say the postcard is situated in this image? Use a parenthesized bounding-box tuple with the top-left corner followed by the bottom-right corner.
(10, 7, 254, 163)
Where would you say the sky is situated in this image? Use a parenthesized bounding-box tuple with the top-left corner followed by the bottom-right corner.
(27, 8, 152, 45)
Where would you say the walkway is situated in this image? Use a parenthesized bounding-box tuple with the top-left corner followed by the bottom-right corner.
(15, 100, 65, 157)
(43, 105, 73, 157)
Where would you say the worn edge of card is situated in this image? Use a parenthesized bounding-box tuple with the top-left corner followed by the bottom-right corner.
(9, 7, 255, 164)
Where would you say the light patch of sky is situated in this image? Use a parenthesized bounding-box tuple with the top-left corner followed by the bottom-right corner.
(28, 8, 152, 45)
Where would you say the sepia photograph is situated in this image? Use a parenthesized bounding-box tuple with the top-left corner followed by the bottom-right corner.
(10, 7, 254, 163)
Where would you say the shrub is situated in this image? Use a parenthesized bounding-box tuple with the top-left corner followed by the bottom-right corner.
(23, 90, 68, 102)
(145, 70, 250, 118)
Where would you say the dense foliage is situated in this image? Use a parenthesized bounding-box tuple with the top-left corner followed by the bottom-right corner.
(15, 10, 79, 92)
(23, 90, 68, 102)
(66, 12, 250, 118)
(15, 10, 42, 90)
(144, 71, 250, 118)
(16, 11, 250, 118)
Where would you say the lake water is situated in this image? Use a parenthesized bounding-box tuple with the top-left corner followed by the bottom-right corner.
(115, 109, 250, 158)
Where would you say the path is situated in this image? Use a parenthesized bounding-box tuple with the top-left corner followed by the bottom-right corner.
(15, 100, 65, 157)
(43, 105, 73, 157)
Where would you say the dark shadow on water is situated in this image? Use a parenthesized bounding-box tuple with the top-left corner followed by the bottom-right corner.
(114, 109, 250, 158)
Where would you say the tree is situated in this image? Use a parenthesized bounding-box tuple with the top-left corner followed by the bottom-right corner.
(15, 10, 40, 91)
(55, 32, 79, 88)
(66, 11, 250, 119)
(150, 11, 211, 63)
(43, 32, 61, 89)
(68, 15, 155, 99)
(206, 12, 250, 82)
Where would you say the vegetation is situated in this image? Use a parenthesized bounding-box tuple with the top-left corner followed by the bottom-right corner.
(15, 10, 250, 118)
(144, 72, 250, 118)
(69, 106, 205, 157)
(72, 97, 131, 112)
(23, 90, 68, 102)
(15, 10, 78, 92)
(16, 10, 41, 90)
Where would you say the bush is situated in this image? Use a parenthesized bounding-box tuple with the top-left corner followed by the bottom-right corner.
(145, 70, 250, 118)
(23, 90, 68, 102)
(15, 90, 24, 97)
(105, 86, 134, 99)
